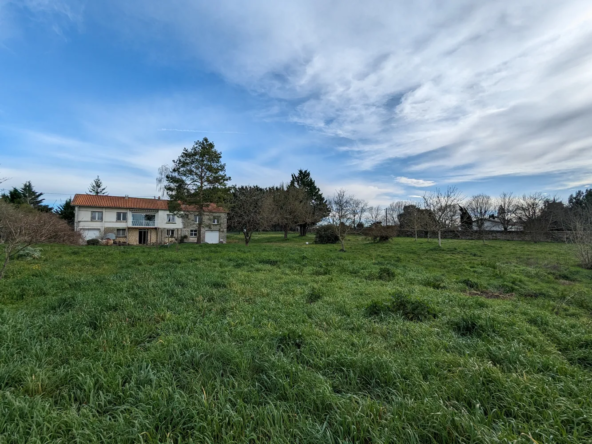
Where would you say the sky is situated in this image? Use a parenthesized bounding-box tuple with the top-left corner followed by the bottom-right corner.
(1, 0, 591, 207)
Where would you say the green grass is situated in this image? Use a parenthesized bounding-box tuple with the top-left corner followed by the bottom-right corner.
(1, 234, 592, 443)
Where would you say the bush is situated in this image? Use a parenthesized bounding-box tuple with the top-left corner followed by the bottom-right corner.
(314, 225, 339, 244)
(15, 246, 42, 260)
(87, 239, 100, 246)
(180, 234, 189, 244)
(363, 225, 398, 242)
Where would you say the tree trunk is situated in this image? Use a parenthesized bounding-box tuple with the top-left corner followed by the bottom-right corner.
(339, 238, 346, 252)
(197, 210, 204, 244)
(438, 230, 442, 247)
(414, 228, 418, 241)
(0, 252, 10, 280)
(299, 224, 308, 236)
(283, 226, 288, 239)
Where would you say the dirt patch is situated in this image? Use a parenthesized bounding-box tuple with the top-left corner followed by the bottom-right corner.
(466, 290, 515, 300)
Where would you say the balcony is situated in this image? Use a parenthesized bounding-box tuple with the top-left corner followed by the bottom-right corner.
(130, 214, 156, 227)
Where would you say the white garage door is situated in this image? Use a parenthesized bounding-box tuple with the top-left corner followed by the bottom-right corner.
(204, 231, 220, 244)
(81, 229, 100, 240)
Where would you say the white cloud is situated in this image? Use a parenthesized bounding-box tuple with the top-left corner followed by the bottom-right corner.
(395, 177, 435, 187)
(114, 0, 592, 186)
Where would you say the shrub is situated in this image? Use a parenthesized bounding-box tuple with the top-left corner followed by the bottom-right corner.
(180, 234, 189, 244)
(15, 246, 42, 260)
(314, 225, 339, 244)
(363, 225, 398, 242)
(87, 239, 100, 246)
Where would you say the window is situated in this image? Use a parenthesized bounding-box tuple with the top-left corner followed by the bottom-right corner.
(212, 217, 219, 225)
(91, 211, 103, 222)
(116, 229, 126, 237)
(167, 214, 176, 223)
(194, 215, 200, 223)
(116, 212, 127, 221)
(190, 229, 198, 237)
(166, 229, 175, 237)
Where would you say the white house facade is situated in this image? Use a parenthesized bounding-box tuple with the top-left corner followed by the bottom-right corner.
(72, 194, 227, 244)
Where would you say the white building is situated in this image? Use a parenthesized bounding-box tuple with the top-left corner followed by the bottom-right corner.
(72, 194, 227, 244)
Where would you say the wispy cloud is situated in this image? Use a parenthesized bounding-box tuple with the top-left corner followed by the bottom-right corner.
(395, 177, 435, 187)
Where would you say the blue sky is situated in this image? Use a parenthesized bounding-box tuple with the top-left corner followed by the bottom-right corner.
(1, 0, 591, 207)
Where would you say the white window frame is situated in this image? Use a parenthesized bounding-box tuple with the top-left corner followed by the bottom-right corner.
(212, 216, 219, 225)
(167, 214, 176, 223)
(194, 215, 200, 223)
(190, 229, 198, 237)
(91, 211, 103, 222)
(116, 212, 127, 221)
(116, 229, 126, 237)
(166, 229, 175, 237)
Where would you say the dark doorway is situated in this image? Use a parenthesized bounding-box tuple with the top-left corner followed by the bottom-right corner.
(139, 229, 148, 245)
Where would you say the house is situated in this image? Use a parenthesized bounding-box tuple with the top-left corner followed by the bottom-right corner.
(471, 217, 522, 231)
(72, 194, 227, 244)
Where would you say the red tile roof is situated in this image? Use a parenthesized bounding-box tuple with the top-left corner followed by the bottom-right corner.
(72, 194, 227, 212)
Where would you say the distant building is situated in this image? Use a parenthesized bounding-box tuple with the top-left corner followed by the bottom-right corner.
(72, 194, 227, 244)
(472, 217, 521, 232)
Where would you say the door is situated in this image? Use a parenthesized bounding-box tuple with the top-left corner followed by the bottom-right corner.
(139, 229, 148, 245)
(81, 229, 100, 240)
(204, 231, 220, 244)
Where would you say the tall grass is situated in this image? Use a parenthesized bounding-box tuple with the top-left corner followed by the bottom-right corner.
(0, 234, 591, 443)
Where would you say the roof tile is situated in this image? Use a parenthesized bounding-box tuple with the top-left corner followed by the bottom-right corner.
(72, 194, 227, 212)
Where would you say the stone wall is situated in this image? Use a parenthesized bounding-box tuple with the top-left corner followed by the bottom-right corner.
(397, 229, 572, 243)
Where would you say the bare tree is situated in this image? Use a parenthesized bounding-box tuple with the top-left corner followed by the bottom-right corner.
(570, 202, 592, 268)
(467, 194, 493, 242)
(350, 198, 368, 229)
(327, 189, 355, 252)
(422, 187, 462, 247)
(386, 201, 408, 226)
(0, 202, 81, 279)
(227, 186, 267, 246)
(496, 192, 517, 231)
(366, 205, 383, 226)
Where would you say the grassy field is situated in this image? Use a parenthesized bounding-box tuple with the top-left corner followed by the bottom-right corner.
(1, 234, 592, 443)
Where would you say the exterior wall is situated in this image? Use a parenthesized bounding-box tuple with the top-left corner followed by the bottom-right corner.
(74, 205, 227, 244)
(181, 212, 227, 243)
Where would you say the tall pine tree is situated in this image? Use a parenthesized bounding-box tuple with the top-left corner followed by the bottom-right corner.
(289, 169, 329, 236)
(55, 198, 76, 226)
(88, 176, 107, 195)
(158, 138, 231, 244)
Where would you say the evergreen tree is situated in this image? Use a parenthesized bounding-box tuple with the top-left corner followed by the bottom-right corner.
(19, 181, 45, 207)
(157, 138, 231, 244)
(289, 169, 329, 236)
(459, 205, 474, 231)
(55, 198, 76, 226)
(88, 176, 107, 195)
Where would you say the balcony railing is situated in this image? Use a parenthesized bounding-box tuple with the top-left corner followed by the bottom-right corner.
(131, 220, 156, 227)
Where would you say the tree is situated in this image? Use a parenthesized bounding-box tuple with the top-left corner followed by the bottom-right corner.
(366, 205, 383, 226)
(398, 205, 434, 241)
(467, 194, 493, 242)
(157, 138, 231, 244)
(227, 186, 267, 246)
(289, 170, 329, 236)
(350, 198, 368, 229)
(2, 182, 49, 211)
(496, 192, 517, 232)
(569, 200, 592, 269)
(422, 187, 462, 247)
(386, 201, 408, 226)
(88, 176, 107, 195)
(327, 189, 355, 252)
(458, 206, 474, 231)
(569, 189, 592, 212)
(264, 184, 307, 239)
(0, 202, 81, 279)
(54, 198, 75, 226)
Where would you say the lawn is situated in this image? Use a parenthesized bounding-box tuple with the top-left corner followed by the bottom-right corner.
(1, 234, 591, 443)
